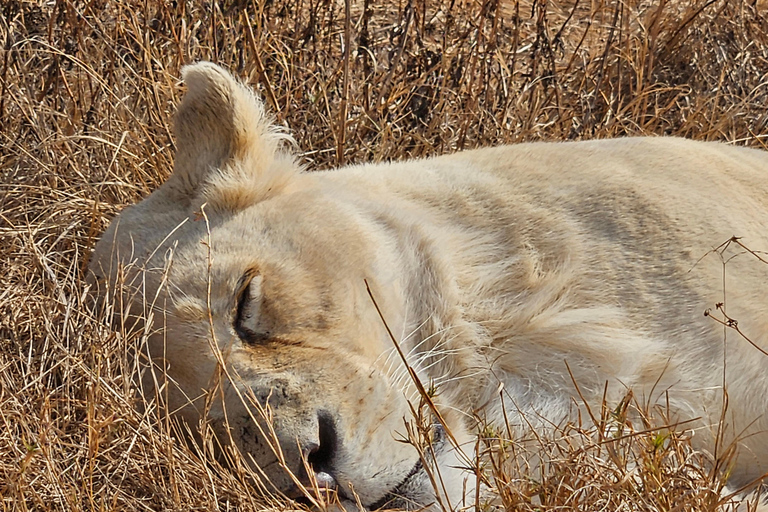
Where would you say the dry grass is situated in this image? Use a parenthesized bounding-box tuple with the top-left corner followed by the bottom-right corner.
(2, 0, 768, 510)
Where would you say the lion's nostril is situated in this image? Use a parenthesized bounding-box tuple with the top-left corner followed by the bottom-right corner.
(306, 410, 338, 474)
(302, 442, 320, 457)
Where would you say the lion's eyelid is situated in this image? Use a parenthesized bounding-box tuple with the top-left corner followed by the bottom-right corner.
(235, 274, 264, 342)
(244, 275, 262, 318)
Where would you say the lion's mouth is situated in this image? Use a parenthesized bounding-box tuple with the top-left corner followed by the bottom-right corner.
(294, 423, 448, 510)
(368, 458, 423, 510)
(368, 423, 447, 510)
(291, 453, 425, 510)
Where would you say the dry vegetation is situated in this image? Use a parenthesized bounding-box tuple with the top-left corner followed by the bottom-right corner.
(2, 0, 768, 510)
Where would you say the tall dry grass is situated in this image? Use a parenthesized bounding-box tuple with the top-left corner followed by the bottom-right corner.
(1, 0, 768, 510)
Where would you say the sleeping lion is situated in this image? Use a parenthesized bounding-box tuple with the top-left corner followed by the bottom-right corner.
(89, 62, 768, 509)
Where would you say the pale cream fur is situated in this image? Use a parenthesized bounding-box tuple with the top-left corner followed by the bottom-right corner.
(90, 62, 768, 509)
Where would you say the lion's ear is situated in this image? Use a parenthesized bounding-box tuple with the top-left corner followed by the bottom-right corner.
(167, 61, 296, 210)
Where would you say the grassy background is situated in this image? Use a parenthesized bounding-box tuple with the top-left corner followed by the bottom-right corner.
(2, 0, 768, 510)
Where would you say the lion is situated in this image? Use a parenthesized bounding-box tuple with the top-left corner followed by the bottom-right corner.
(89, 62, 768, 509)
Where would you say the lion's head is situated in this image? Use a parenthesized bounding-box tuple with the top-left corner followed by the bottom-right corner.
(89, 62, 474, 509)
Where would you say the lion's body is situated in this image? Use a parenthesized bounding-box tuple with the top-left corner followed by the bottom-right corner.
(325, 139, 768, 486)
(90, 63, 768, 508)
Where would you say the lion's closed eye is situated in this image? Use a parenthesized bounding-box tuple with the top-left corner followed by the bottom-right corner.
(234, 273, 269, 344)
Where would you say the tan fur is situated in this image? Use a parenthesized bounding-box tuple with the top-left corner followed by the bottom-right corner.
(90, 62, 768, 509)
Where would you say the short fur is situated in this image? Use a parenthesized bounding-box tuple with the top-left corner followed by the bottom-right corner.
(90, 62, 768, 509)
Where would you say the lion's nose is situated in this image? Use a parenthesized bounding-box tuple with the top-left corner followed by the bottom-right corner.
(288, 410, 341, 500)
(306, 410, 338, 475)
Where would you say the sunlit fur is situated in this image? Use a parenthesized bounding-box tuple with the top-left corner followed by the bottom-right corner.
(90, 62, 768, 509)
